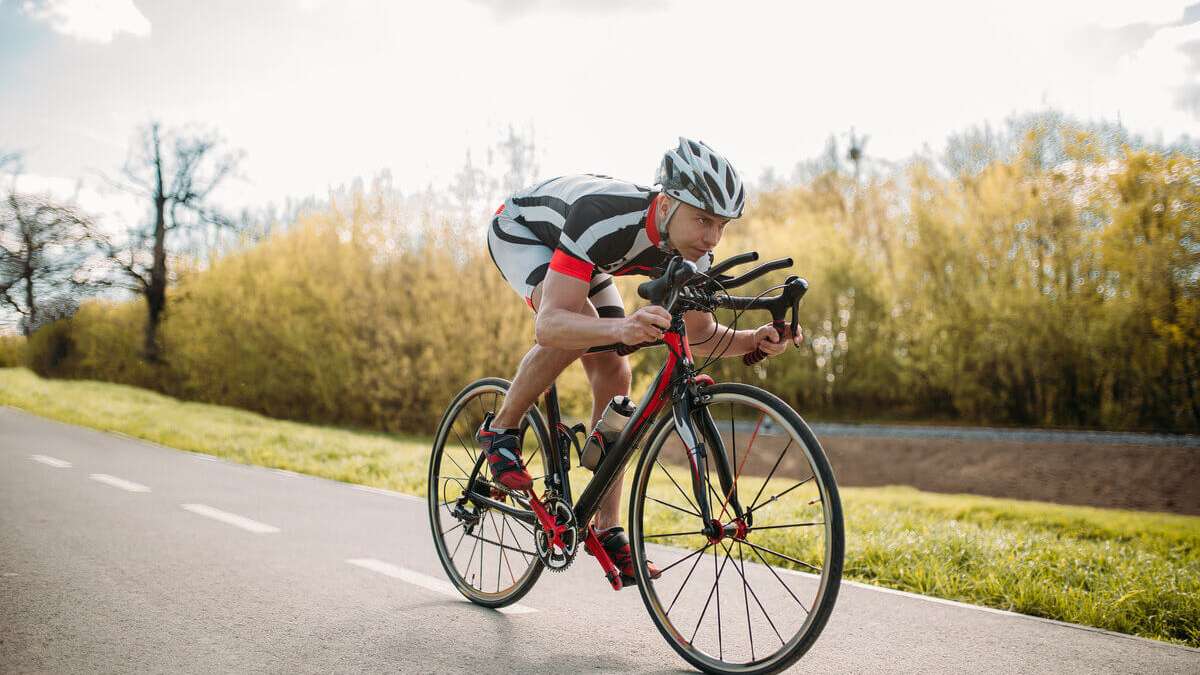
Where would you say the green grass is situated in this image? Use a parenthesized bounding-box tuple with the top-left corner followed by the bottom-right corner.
(2, 367, 1197, 648)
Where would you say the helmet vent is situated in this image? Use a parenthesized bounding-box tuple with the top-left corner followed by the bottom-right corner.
(703, 174, 725, 209)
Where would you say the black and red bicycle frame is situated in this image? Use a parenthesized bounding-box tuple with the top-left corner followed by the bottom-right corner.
(462, 312, 746, 590)
(462, 253, 804, 589)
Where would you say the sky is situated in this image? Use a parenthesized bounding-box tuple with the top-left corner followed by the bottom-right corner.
(2, 0, 1199, 223)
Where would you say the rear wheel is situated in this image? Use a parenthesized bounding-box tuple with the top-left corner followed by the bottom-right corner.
(427, 377, 550, 607)
(629, 382, 844, 674)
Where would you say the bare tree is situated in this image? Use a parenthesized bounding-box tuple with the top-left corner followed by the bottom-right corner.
(99, 122, 242, 362)
(0, 192, 98, 336)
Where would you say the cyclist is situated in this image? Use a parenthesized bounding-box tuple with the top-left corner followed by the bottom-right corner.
(478, 137, 802, 586)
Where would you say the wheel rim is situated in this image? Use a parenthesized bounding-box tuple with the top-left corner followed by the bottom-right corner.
(430, 383, 546, 601)
(633, 391, 840, 671)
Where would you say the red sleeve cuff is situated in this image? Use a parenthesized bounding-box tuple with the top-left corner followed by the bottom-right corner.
(549, 248, 593, 281)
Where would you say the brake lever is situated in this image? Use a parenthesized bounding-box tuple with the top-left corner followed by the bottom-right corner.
(789, 276, 808, 349)
(743, 276, 809, 366)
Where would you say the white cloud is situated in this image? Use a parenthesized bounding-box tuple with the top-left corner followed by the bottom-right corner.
(20, 0, 151, 44)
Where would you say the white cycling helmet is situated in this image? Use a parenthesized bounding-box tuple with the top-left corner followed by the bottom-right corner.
(656, 137, 745, 220)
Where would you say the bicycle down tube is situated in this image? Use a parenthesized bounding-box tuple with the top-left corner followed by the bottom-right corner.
(570, 314, 735, 534)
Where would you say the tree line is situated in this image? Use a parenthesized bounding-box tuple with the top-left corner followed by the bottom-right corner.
(1, 112, 1196, 432)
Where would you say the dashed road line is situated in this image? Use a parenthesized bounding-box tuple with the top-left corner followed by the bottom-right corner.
(180, 503, 280, 534)
(345, 558, 537, 615)
(29, 454, 72, 468)
(89, 474, 151, 493)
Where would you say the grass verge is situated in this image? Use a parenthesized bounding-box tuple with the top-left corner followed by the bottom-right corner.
(2, 367, 1197, 647)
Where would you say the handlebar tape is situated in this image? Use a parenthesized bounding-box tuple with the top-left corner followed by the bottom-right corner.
(743, 319, 787, 366)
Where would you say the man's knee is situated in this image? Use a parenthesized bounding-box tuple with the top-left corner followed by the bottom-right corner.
(583, 351, 632, 391)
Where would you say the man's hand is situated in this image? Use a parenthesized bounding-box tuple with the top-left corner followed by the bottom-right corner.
(619, 306, 672, 345)
(751, 323, 803, 358)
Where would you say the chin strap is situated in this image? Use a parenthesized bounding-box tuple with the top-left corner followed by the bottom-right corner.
(657, 197, 683, 252)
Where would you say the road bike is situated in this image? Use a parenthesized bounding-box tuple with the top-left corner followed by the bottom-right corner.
(427, 252, 844, 674)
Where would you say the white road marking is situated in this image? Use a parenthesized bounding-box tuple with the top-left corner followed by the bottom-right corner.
(191, 454, 220, 462)
(272, 468, 302, 478)
(180, 504, 280, 533)
(345, 558, 536, 615)
(89, 474, 151, 492)
(351, 485, 422, 502)
(30, 454, 72, 468)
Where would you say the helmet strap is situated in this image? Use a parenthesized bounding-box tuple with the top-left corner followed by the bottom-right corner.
(658, 197, 682, 252)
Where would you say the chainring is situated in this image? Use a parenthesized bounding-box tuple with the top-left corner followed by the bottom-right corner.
(534, 495, 579, 572)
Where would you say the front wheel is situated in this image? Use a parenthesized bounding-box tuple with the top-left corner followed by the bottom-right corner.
(629, 383, 844, 675)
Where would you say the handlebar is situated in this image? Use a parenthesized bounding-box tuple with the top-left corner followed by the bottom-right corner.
(589, 252, 808, 364)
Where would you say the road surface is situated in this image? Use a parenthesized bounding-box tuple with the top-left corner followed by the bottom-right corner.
(2, 406, 1196, 673)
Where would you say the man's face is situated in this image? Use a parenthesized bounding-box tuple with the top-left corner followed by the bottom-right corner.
(664, 198, 730, 261)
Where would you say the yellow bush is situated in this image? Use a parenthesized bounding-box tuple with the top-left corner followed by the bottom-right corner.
(19, 132, 1200, 433)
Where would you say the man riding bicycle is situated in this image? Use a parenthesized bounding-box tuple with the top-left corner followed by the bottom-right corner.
(479, 137, 802, 586)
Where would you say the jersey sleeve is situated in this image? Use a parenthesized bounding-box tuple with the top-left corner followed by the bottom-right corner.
(548, 197, 601, 281)
(549, 248, 593, 281)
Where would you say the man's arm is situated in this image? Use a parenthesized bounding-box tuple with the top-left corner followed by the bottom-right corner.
(683, 310, 800, 357)
(682, 310, 758, 357)
(535, 269, 672, 350)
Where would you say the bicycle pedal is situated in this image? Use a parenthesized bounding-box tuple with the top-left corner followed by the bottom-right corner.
(604, 569, 623, 591)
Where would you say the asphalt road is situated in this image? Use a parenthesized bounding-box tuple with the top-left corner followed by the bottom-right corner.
(2, 406, 1197, 674)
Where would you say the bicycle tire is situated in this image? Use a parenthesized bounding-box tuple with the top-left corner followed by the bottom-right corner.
(427, 377, 550, 607)
(628, 382, 844, 674)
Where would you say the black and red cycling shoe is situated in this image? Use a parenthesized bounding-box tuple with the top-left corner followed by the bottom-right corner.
(591, 526, 662, 588)
(476, 415, 533, 493)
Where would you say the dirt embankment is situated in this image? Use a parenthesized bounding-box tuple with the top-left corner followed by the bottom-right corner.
(819, 435, 1200, 515)
(661, 427, 1200, 515)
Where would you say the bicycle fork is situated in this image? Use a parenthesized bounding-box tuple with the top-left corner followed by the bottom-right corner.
(672, 383, 747, 540)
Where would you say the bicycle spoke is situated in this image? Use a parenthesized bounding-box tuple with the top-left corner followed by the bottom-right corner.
(729, 402, 737, 478)
(643, 529, 707, 540)
(441, 519, 467, 538)
(742, 540, 821, 576)
(715, 541, 723, 659)
(750, 521, 824, 532)
(646, 495, 701, 519)
(450, 427, 480, 476)
(501, 515, 532, 564)
(666, 542, 712, 616)
(717, 412, 764, 521)
(489, 511, 510, 590)
(746, 475, 815, 519)
(656, 542, 712, 576)
(688, 543, 732, 645)
(464, 531, 538, 558)
(656, 458, 701, 516)
(462, 524, 481, 584)
(744, 542, 812, 613)
(737, 540, 754, 660)
(732, 540, 784, 646)
(747, 439, 792, 513)
(505, 512, 536, 537)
